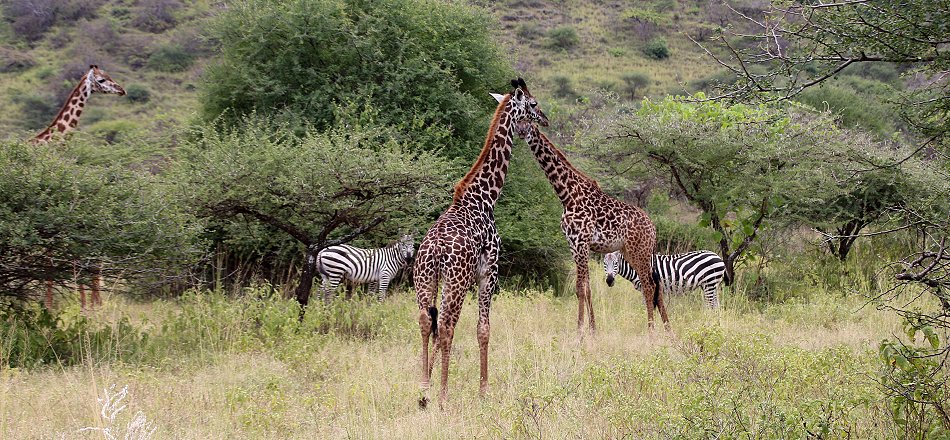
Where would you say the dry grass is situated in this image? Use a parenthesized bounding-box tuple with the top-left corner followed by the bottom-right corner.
(2, 267, 901, 439)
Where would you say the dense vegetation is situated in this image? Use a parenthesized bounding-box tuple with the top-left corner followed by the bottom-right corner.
(1, 0, 948, 437)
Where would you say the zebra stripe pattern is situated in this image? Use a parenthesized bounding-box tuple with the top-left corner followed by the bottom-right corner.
(317, 235, 415, 300)
(603, 250, 725, 309)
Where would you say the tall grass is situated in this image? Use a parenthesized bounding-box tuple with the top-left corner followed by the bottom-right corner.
(1, 253, 909, 438)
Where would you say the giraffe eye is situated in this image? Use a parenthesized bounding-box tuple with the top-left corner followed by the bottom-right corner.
(97, 78, 106, 83)
(530, 101, 537, 108)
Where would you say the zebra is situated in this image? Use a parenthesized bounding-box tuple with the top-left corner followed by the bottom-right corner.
(603, 250, 728, 309)
(316, 235, 415, 300)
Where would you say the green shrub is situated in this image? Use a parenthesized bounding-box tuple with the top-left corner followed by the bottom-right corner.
(644, 37, 670, 59)
(125, 84, 151, 103)
(0, 304, 147, 368)
(545, 26, 579, 50)
(146, 45, 193, 72)
(551, 75, 577, 99)
(11, 92, 57, 129)
(620, 71, 650, 99)
(607, 47, 626, 57)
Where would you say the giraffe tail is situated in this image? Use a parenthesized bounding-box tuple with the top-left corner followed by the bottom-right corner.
(428, 306, 438, 337)
(651, 271, 661, 307)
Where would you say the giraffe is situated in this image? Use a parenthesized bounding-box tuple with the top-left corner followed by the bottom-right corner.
(31, 65, 126, 144)
(498, 112, 669, 333)
(32, 65, 125, 309)
(415, 78, 548, 409)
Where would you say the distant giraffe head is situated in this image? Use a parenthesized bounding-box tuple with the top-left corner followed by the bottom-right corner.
(86, 65, 126, 96)
(31, 65, 126, 144)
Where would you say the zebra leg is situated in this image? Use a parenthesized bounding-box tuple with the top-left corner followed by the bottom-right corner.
(703, 283, 720, 309)
(320, 274, 342, 302)
(377, 274, 391, 301)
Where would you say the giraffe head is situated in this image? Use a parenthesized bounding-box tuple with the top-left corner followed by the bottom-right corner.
(397, 234, 416, 262)
(86, 65, 126, 96)
(603, 251, 622, 287)
(491, 77, 548, 128)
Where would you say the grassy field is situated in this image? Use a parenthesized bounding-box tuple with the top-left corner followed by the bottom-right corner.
(1, 261, 903, 439)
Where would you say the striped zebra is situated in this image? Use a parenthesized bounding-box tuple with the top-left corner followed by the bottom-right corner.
(603, 250, 728, 309)
(317, 235, 415, 300)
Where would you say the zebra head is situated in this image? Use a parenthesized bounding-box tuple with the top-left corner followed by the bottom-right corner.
(398, 234, 415, 263)
(603, 251, 622, 287)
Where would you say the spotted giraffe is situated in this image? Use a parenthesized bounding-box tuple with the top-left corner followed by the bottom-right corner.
(503, 116, 669, 333)
(32, 65, 125, 309)
(32, 65, 126, 144)
(415, 78, 548, 409)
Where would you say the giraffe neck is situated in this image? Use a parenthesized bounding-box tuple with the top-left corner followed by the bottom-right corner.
(32, 74, 93, 144)
(452, 96, 517, 210)
(522, 124, 598, 205)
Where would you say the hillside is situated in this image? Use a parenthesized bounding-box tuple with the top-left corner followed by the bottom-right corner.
(0, 0, 735, 144)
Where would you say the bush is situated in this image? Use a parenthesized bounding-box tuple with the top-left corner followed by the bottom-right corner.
(620, 71, 650, 99)
(146, 45, 193, 72)
(11, 93, 57, 130)
(132, 0, 181, 33)
(551, 75, 577, 99)
(644, 37, 670, 59)
(545, 26, 579, 50)
(0, 304, 146, 368)
(125, 84, 151, 103)
(201, 0, 513, 157)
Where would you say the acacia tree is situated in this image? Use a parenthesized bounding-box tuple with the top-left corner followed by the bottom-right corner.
(0, 140, 201, 303)
(696, 0, 950, 434)
(592, 96, 848, 283)
(174, 120, 450, 307)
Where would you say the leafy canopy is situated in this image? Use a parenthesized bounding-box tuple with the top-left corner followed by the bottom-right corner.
(200, 0, 514, 157)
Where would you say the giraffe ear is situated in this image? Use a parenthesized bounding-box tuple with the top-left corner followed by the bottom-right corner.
(89, 64, 98, 69)
(489, 93, 505, 103)
(510, 79, 519, 88)
(517, 77, 527, 88)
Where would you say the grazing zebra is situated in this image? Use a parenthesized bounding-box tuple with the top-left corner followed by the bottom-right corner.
(603, 250, 728, 309)
(317, 235, 415, 300)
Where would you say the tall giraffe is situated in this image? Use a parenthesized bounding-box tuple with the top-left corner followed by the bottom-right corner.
(32, 65, 125, 309)
(415, 78, 548, 409)
(502, 115, 669, 333)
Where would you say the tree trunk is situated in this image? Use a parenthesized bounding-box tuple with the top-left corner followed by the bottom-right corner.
(295, 247, 318, 314)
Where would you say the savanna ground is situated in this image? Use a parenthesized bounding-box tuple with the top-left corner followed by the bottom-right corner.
(1, 255, 907, 438)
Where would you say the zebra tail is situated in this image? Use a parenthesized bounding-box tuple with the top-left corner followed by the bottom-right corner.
(651, 271, 661, 307)
(428, 306, 439, 338)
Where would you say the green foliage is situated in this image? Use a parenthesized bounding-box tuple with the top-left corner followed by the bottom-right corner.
(0, 140, 202, 300)
(879, 317, 949, 439)
(592, 95, 857, 279)
(173, 117, 451, 282)
(0, 303, 147, 368)
(619, 71, 650, 99)
(550, 75, 577, 100)
(146, 45, 194, 72)
(795, 81, 899, 138)
(644, 37, 670, 59)
(545, 26, 579, 51)
(125, 84, 151, 103)
(200, 0, 513, 157)
(11, 92, 56, 130)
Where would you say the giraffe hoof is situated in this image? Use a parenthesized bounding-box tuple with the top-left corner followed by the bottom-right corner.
(418, 396, 430, 409)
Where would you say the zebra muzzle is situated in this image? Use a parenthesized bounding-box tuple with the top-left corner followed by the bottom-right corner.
(605, 275, 614, 287)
